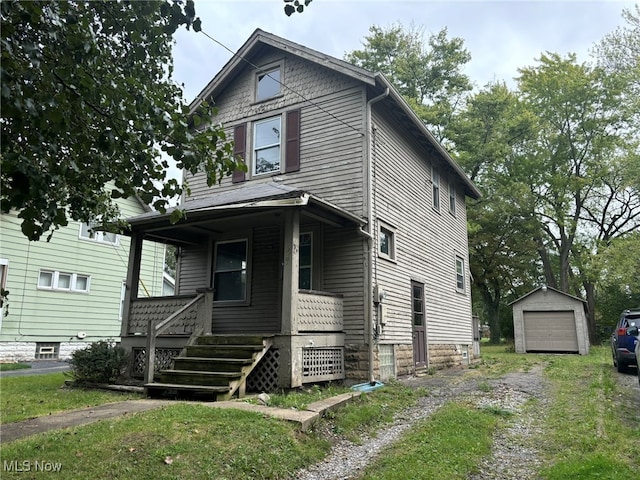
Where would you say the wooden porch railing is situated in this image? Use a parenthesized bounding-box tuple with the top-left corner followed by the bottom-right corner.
(144, 289, 214, 383)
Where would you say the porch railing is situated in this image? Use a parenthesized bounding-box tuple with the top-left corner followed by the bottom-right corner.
(143, 289, 214, 383)
(297, 291, 343, 332)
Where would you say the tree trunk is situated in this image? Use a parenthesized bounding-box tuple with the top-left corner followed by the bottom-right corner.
(583, 280, 597, 344)
(480, 286, 502, 344)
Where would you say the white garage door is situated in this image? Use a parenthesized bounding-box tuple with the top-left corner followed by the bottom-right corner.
(523, 311, 578, 352)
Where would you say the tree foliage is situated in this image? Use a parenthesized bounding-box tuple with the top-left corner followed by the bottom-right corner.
(284, 0, 313, 16)
(1, 0, 238, 241)
(345, 24, 472, 142)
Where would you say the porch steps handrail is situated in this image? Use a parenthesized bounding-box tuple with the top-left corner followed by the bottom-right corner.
(144, 293, 205, 383)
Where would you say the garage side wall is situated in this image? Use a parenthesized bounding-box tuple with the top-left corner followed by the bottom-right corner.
(512, 289, 589, 355)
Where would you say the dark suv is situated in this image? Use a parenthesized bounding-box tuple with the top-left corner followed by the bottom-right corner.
(611, 308, 640, 372)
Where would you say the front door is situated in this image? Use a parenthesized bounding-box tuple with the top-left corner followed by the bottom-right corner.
(411, 281, 427, 367)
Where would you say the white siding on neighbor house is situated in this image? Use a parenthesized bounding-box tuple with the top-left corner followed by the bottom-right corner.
(0, 199, 165, 346)
(184, 50, 367, 217)
(370, 106, 473, 347)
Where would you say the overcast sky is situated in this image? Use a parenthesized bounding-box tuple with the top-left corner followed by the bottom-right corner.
(171, 0, 635, 103)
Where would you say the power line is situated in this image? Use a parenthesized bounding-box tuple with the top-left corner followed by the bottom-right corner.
(198, 29, 364, 136)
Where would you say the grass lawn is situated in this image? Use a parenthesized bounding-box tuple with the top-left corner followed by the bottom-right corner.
(1, 372, 142, 424)
(0, 363, 31, 372)
(1, 345, 638, 479)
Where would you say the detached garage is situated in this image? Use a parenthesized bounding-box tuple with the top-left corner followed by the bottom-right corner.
(511, 286, 589, 355)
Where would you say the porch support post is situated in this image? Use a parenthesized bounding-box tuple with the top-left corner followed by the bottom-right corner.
(120, 231, 143, 338)
(281, 209, 302, 388)
(281, 209, 300, 335)
(196, 288, 214, 335)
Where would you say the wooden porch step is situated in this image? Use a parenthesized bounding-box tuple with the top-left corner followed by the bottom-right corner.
(159, 369, 241, 387)
(195, 335, 267, 346)
(185, 344, 264, 359)
(173, 357, 253, 372)
(145, 382, 231, 399)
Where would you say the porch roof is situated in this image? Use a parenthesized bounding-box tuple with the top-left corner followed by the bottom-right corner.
(126, 182, 366, 245)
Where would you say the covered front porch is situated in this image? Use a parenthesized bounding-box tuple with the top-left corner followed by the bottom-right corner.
(119, 183, 366, 395)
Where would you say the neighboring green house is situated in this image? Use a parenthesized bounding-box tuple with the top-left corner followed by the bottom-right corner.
(0, 196, 167, 361)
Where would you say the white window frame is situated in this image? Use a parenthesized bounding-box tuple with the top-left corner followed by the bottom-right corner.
(253, 115, 282, 176)
(299, 232, 313, 290)
(449, 181, 456, 216)
(38, 270, 91, 293)
(432, 166, 440, 211)
(378, 221, 396, 261)
(213, 239, 249, 303)
(455, 256, 465, 293)
(255, 64, 282, 102)
(79, 222, 119, 245)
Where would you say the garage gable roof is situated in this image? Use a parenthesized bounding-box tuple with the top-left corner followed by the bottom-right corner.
(509, 286, 586, 306)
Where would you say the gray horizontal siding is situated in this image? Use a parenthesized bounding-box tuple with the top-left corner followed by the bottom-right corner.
(184, 50, 366, 217)
(323, 225, 366, 343)
(371, 106, 473, 347)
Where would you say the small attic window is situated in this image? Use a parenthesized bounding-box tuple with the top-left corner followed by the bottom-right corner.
(256, 66, 281, 101)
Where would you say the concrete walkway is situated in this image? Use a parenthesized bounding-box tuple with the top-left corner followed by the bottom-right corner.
(0, 392, 361, 443)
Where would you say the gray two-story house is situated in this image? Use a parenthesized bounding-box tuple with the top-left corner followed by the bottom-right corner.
(119, 29, 480, 399)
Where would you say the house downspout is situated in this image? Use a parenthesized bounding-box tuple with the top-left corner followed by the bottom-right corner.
(365, 85, 389, 384)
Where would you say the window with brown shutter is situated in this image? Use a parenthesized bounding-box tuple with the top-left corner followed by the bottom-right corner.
(232, 123, 247, 183)
(285, 109, 300, 173)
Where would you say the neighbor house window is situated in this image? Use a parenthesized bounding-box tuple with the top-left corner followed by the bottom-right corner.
(253, 116, 281, 175)
(0, 259, 8, 293)
(455, 256, 465, 292)
(449, 181, 456, 215)
(79, 222, 118, 245)
(379, 222, 396, 260)
(432, 166, 440, 211)
(38, 270, 90, 292)
(213, 240, 248, 301)
(299, 232, 313, 290)
(256, 66, 281, 101)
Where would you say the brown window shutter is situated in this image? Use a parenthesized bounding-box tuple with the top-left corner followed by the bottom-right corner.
(285, 109, 300, 173)
(232, 123, 247, 183)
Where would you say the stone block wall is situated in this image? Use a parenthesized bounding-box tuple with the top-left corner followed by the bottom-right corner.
(0, 341, 90, 362)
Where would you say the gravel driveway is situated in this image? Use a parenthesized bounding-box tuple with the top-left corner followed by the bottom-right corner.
(294, 363, 638, 480)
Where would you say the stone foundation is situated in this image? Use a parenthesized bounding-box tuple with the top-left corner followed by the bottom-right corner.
(344, 342, 472, 381)
(428, 344, 466, 369)
(0, 341, 91, 362)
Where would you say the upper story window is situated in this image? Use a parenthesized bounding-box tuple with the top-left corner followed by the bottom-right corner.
(213, 239, 248, 302)
(379, 222, 396, 261)
(79, 222, 118, 245)
(449, 181, 456, 216)
(432, 166, 440, 211)
(232, 109, 300, 183)
(38, 270, 90, 293)
(256, 66, 281, 102)
(253, 116, 282, 175)
(455, 255, 465, 292)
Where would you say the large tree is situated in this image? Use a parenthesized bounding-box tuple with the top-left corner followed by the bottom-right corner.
(345, 23, 472, 143)
(451, 82, 539, 342)
(1, 0, 238, 241)
(517, 52, 639, 341)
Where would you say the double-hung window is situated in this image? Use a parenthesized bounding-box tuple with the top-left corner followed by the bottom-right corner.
(79, 222, 118, 245)
(432, 166, 440, 211)
(253, 116, 281, 175)
(455, 256, 465, 292)
(213, 240, 248, 301)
